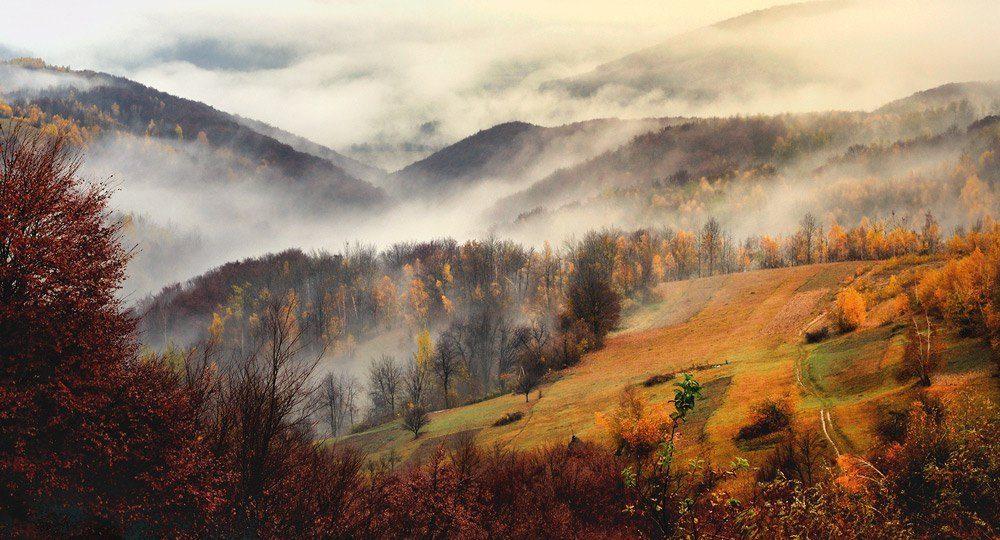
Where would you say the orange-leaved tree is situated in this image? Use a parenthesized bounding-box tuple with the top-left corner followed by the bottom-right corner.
(834, 286, 867, 332)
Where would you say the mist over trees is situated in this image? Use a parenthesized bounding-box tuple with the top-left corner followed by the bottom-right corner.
(3, 63, 1000, 540)
(3, 20, 1000, 534)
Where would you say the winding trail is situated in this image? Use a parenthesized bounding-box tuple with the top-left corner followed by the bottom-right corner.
(796, 309, 845, 457)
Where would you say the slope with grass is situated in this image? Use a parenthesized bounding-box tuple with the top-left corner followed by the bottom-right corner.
(341, 259, 997, 470)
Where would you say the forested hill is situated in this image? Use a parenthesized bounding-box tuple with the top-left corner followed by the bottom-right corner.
(388, 117, 676, 194)
(235, 114, 387, 185)
(490, 81, 1000, 228)
(0, 58, 385, 207)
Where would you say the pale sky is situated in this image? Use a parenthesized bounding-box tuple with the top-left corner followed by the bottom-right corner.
(0, 1, 784, 165)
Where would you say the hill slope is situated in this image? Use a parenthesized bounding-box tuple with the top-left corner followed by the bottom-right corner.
(544, 1, 850, 103)
(340, 261, 996, 469)
(388, 118, 676, 194)
(489, 81, 1000, 229)
(235, 114, 387, 186)
(0, 60, 385, 207)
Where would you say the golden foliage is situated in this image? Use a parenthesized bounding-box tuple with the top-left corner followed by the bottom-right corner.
(834, 286, 867, 332)
(595, 386, 671, 459)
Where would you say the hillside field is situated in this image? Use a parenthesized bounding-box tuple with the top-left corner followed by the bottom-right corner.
(340, 260, 997, 471)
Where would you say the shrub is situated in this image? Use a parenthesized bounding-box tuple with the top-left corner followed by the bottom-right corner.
(493, 411, 524, 427)
(736, 399, 792, 441)
(595, 386, 671, 460)
(804, 326, 830, 343)
(873, 397, 999, 537)
(756, 429, 832, 486)
(643, 372, 676, 387)
(873, 393, 944, 445)
(834, 287, 867, 332)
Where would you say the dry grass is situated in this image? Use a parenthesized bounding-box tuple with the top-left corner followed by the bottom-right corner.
(340, 260, 997, 469)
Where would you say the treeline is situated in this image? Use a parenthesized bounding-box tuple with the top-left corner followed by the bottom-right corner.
(143, 206, 966, 435)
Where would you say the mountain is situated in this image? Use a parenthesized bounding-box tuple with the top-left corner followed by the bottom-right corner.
(0, 59, 385, 207)
(490, 81, 1000, 227)
(388, 117, 677, 194)
(543, 1, 851, 105)
(875, 81, 1000, 115)
(235, 114, 387, 185)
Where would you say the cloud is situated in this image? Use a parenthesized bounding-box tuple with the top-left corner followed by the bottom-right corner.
(121, 0, 1000, 171)
(0, 64, 97, 94)
(137, 38, 303, 72)
(3, 1, 772, 169)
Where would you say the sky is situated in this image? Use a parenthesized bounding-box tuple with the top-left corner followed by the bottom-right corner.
(0, 0, 784, 169)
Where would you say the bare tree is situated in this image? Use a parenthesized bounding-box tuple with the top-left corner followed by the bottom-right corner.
(904, 311, 940, 387)
(402, 403, 430, 439)
(516, 341, 548, 403)
(799, 213, 817, 264)
(221, 292, 325, 538)
(699, 218, 723, 276)
(403, 357, 429, 408)
(921, 210, 941, 254)
(367, 354, 402, 419)
(318, 371, 361, 436)
(432, 339, 460, 408)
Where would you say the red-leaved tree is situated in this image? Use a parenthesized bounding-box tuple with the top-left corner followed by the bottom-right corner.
(0, 127, 219, 536)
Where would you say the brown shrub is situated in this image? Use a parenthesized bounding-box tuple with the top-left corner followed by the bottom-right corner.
(736, 399, 792, 441)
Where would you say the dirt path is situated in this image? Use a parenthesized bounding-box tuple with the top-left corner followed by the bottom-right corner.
(796, 310, 847, 458)
(820, 409, 841, 457)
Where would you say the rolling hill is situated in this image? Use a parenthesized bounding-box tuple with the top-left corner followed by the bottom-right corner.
(339, 260, 996, 471)
(388, 117, 677, 194)
(489, 81, 1000, 229)
(0, 59, 385, 207)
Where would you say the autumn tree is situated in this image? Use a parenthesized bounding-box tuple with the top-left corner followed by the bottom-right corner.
(0, 128, 217, 535)
(834, 287, 867, 332)
(567, 232, 622, 348)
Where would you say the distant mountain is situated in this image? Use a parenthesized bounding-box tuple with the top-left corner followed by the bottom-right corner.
(0, 59, 385, 207)
(490, 116, 792, 222)
(491, 81, 1000, 225)
(544, 1, 851, 105)
(235, 114, 387, 186)
(389, 117, 677, 194)
(875, 81, 1000, 116)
